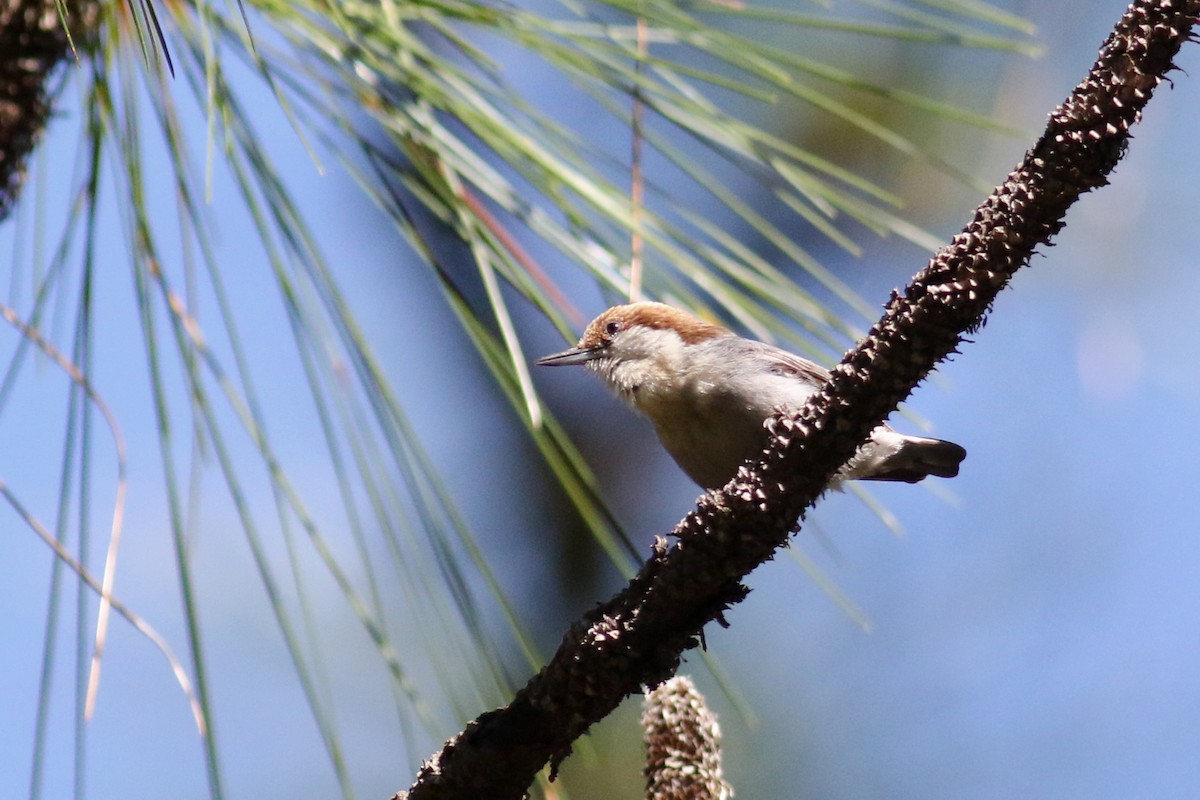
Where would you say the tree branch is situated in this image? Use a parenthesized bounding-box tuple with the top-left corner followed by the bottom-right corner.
(0, 0, 98, 220)
(398, 1, 1200, 797)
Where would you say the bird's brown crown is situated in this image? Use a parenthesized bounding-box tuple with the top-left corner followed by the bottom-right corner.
(578, 302, 730, 349)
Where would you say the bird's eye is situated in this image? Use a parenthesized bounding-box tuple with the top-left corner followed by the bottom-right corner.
(605, 320, 622, 336)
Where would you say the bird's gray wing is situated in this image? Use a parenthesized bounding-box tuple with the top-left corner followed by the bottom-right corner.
(729, 337, 830, 387)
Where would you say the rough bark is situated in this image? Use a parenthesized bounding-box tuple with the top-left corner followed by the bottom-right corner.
(398, 2, 1200, 797)
(0, 0, 99, 220)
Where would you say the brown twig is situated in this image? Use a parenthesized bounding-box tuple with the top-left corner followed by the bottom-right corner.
(0, 0, 99, 219)
(459, 186, 586, 328)
(629, 16, 647, 302)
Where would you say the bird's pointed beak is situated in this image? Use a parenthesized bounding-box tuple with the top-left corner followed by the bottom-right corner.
(536, 345, 601, 367)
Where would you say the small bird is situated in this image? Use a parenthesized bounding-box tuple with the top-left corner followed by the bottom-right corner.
(538, 301, 965, 490)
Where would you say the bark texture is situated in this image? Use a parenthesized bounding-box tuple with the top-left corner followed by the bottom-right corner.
(0, 0, 98, 220)
(399, 2, 1200, 797)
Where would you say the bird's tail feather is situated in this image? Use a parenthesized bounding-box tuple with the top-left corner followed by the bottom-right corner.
(859, 436, 966, 484)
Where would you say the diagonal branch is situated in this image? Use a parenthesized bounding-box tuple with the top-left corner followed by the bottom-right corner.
(398, 2, 1200, 797)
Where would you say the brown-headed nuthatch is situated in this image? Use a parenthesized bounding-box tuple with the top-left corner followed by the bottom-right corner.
(538, 301, 965, 489)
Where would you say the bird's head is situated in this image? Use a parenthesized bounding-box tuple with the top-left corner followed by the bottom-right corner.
(537, 302, 731, 400)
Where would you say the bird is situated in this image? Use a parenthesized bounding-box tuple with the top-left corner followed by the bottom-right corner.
(537, 301, 965, 490)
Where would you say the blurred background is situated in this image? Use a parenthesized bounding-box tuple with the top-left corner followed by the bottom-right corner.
(2, 0, 1199, 798)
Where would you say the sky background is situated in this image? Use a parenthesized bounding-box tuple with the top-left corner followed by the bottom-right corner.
(2, 0, 1200, 798)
